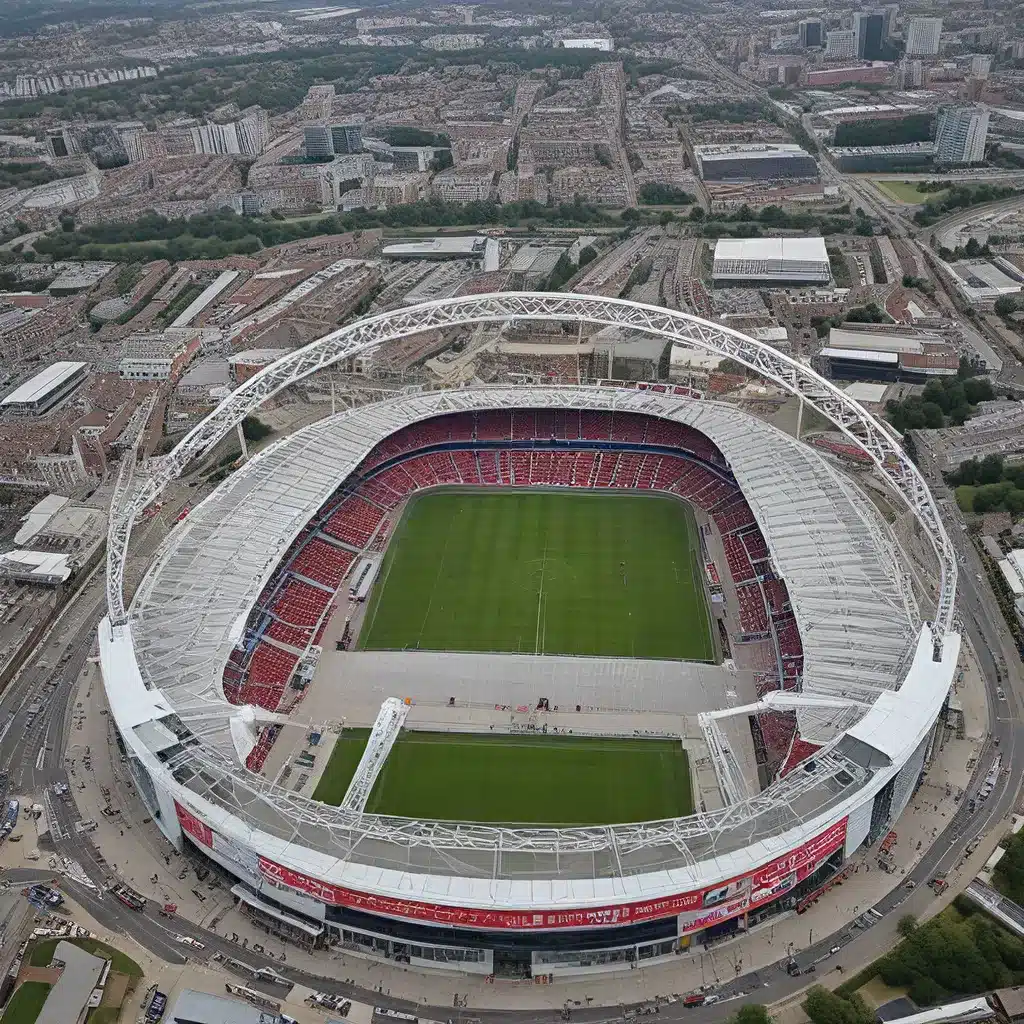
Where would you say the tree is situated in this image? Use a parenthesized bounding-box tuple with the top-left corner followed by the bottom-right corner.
(620, 208, 642, 223)
(659, 210, 675, 226)
(995, 295, 1020, 317)
(689, 206, 706, 222)
(803, 986, 874, 1024)
(241, 416, 272, 442)
(898, 913, 918, 937)
(731, 1005, 773, 1024)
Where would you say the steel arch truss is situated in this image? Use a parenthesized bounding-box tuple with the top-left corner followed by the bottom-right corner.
(107, 291, 955, 655)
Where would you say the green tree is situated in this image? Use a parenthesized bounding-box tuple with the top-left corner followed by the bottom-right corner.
(241, 416, 272, 442)
(995, 295, 1020, 317)
(732, 1005, 774, 1024)
(898, 914, 918, 938)
(803, 986, 874, 1024)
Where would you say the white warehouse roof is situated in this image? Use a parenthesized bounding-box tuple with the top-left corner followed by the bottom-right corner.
(1, 361, 86, 407)
(382, 237, 484, 258)
(714, 237, 828, 264)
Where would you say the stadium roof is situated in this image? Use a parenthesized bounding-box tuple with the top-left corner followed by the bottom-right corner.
(713, 237, 828, 265)
(1, 361, 86, 407)
(130, 386, 916, 759)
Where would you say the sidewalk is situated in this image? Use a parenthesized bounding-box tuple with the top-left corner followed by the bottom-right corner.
(32, 635, 993, 1012)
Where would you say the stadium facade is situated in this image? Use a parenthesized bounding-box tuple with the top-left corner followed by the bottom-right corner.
(99, 293, 958, 978)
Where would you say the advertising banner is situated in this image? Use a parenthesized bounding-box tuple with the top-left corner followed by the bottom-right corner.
(173, 799, 847, 933)
(174, 800, 213, 848)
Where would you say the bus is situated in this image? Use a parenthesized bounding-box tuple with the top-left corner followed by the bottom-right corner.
(110, 884, 147, 912)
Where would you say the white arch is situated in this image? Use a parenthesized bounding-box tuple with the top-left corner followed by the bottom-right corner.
(107, 291, 955, 655)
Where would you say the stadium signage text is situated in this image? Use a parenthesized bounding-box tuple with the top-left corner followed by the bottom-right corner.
(175, 801, 847, 931)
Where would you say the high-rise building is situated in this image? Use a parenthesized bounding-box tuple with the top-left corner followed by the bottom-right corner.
(236, 107, 269, 156)
(304, 124, 334, 160)
(905, 17, 942, 56)
(971, 54, 992, 80)
(825, 29, 857, 59)
(330, 123, 363, 155)
(799, 18, 823, 48)
(854, 11, 887, 60)
(191, 122, 241, 155)
(882, 4, 899, 38)
(935, 105, 989, 164)
(899, 58, 924, 88)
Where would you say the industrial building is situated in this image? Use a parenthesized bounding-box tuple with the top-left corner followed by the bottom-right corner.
(828, 141, 935, 172)
(944, 258, 1024, 308)
(0, 361, 88, 418)
(0, 550, 71, 586)
(905, 17, 943, 57)
(712, 237, 831, 284)
(935, 106, 990, 164)
(559, 37, 614, 51)
(817, 326, 960, 383)
(806, 64, 892, 88)
(693, 143, 818, 182)
(119, 330, 201, 381)
(381, 237, 488, 261)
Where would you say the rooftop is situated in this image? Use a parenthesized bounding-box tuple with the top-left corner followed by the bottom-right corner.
(37, 940, 105, 1024)
(1, 362, 87, 407)
(164, 989, 280, 1024)
(713, 237, 829, 264)
(695, 143, 812, 159)
(382, 237, 485, 258)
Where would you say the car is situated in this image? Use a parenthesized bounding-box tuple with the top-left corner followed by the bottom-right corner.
(829, 945, 841, 955)
(997, 688, 1007, 700)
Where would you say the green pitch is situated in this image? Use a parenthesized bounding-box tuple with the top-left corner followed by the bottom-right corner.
(359, 490, 715, 661)
(310, 729, 370, 805)
(314, 730, 693, 825)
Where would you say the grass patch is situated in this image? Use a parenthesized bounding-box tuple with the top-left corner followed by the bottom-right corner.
(318, 730, 693, 825)
(359, 489, 715, 661)
(874, 180, 949, 205)
(29, 938, 142, 979)
(310, 729, 371, 804)
(86, 1009, 120, 1024)
(1, 982, 51, 1024)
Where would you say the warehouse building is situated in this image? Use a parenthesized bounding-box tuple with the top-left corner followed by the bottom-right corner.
(119, 330, 201, 382)
(816, 326, 960, 382)
(712, 237, 831, 285)
(0, 361, 88, 418)
(694, 143, 818, 182)
(944, 258, 1024, 308)
(828, 141, 935, 172)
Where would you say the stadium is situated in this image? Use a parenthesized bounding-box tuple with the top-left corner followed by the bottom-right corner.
(99, 292, 959, 980)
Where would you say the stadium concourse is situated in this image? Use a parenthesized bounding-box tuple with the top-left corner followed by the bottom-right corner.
(94, 288, 957, 982)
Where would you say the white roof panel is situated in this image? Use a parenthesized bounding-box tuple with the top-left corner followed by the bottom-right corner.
(1, 361, 86, 406)
(713, 237, 829, 263)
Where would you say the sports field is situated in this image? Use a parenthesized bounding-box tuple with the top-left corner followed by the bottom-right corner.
(359, 490, 715, 661)
(314, 730, 693, 825)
